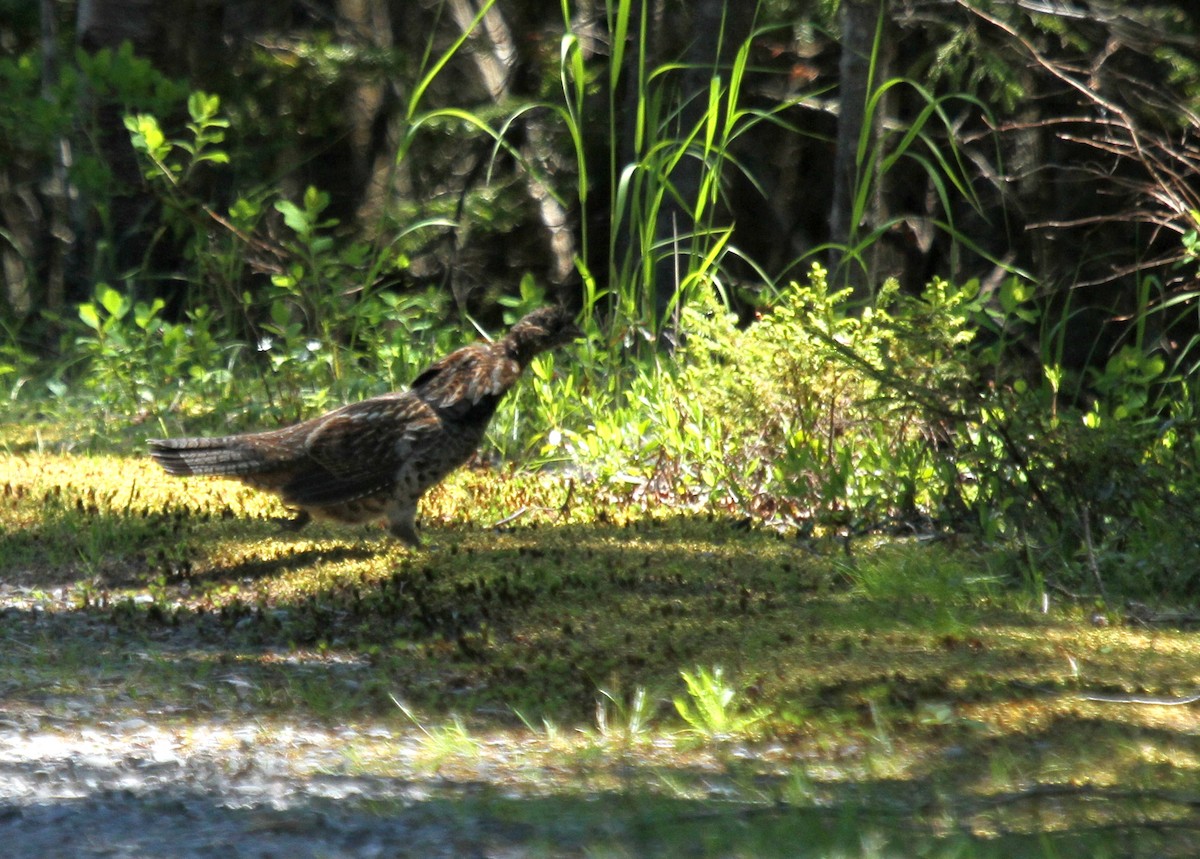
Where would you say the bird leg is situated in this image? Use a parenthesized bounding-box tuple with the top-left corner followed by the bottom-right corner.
(275, 509, 311, 533)
(386, 504, 421, 547)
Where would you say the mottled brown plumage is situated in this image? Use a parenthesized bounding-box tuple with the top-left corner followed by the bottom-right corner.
(148, 306, 579, 545)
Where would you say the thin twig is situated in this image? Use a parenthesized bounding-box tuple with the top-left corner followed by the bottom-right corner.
(1079, 505, 1107, 602)
(491, 507, 528, 528)
(1079, 690, 1200, 706)
(557, 478, 575, 521)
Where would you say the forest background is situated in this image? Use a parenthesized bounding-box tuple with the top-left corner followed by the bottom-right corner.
(3, 0, 1200, 599)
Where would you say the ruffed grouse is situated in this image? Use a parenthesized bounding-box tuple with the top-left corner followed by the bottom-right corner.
(148, 305, 579, 546)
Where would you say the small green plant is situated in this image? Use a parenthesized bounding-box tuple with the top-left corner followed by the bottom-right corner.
(1180, 209, 1200, 275)
(0, 318, 38, 400)
(125, 90, 231, 184)
(391, 695, 481, 772)
(114, 86, 465, 426)
(74, 281, 229, 423)
(673, 666, 768, 739)
(513, 708, 562, 744)
(594, 684, 656, 742)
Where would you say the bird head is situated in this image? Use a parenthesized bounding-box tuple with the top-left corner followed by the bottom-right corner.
(504, 305, 582, 364)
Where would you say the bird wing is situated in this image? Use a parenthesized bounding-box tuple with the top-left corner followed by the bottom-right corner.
(277, 392, 442, 508)
(410, 344, 521, 415)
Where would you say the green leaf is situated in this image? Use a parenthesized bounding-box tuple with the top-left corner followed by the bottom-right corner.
(78, 303, 101, 332)
(274, 200, 309, 235)
(229, 196, 261, 227)
(187, 90, 221, 123)
(133, 298, 165, 330)
(270, 300, 292, 327)
(999, 277, 1033, 314)
(302, 186, 331, 218)
(97, 284, 127, 319)
(125, 114, 165, 155)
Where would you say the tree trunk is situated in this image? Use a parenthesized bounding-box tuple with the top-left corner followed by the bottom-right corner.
(447, 0, 578, 291)
(828, 0, 890, 300)
(76, 0, 159, 294)
(41, 0, 72, 313)
(330, 0, 392, 225)
(1, 0, 72, 317)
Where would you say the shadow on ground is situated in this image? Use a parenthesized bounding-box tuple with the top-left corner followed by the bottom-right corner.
(1, 751, 1191, 859)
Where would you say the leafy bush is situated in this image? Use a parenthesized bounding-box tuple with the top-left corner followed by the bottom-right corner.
(74, 282, 230, 420)
(541, 257, 1200, 599)
(558, 265, 980, 534)
(42, 90, 462, 432)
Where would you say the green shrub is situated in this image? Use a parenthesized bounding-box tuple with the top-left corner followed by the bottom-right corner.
(558, 265, 981, 534)
(74, 282, 230, 420)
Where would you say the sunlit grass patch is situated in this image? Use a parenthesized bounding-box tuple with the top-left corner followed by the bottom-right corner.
(837, 542, 1008, 604)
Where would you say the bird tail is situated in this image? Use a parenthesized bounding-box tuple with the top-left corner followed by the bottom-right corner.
(148, 436, 276, 477)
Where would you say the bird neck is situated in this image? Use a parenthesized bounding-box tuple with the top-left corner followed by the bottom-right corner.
(502, 337, 539, 368)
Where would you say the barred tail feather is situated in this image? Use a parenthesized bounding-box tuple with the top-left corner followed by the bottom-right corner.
(148, 436, 274, 477)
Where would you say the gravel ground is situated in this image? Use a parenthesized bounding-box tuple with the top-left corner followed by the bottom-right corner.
(0, 716, 563, 859)
(0, 588, 659, 858)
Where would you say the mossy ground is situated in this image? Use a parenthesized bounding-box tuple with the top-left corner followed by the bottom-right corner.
(2, 451, 1199, 856)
